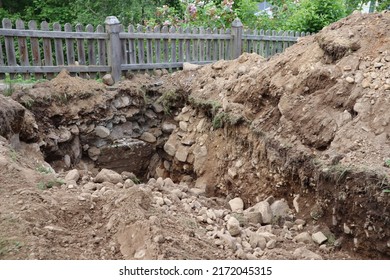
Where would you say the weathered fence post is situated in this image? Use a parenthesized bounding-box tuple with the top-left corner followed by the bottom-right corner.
(231, 18, 243, 59)
(105, 16, 121, 83)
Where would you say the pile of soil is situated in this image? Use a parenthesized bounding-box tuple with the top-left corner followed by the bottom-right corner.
(0, 11, 389, 259)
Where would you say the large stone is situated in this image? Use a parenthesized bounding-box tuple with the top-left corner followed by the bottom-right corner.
(193, 145, 208, 173)
(270, 199, 290, 219)
(228, 197, 244, 213)
(312, 231, 328, 245)
(253, 201, 272, 224)
(95, 168, 123, 184)
(65, 169, 80, 183)
(96, 139, 154, 175)
(140, 132, 157, 143)
(164, 135, 177, 156)
(249, 233, 267, 250)
(102, 74, 114, 86)
(95, 126, 110, 138)
(293, 232, 313, 244)
(243, 210, 262, 224)
(175, 145, 189, 162)
(293, 247, 323, 260)
(227, 216, 241, 236)
(162, 122, 177, 134)
(183, 62, 201, 71)
(88, 146, 100, 161)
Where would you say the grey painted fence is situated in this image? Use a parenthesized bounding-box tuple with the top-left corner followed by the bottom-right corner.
(0, 16, 310, 82)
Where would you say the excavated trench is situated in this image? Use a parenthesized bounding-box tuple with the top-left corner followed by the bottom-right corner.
(19, 75, 387, 259)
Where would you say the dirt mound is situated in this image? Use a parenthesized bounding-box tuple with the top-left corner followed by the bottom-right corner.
(162, 11, 390, 258)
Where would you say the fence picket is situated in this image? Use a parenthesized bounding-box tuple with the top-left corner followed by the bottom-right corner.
(28, 20, 42, 80)
(41, 21, 54, 79)
(225, 28, 231, 60)
(75, 24, 86, 77)
(170, 26, 177, 69)
(162, 26, 169, 63)
(219, 28, 224, 60)
(0, 33, 4, 79)
(199, 27, 205, 62)
(212, 28, 218, 61)
(178, 27, 184, 62)
(53, 23, 64, 67)
(154, 26, 161, 63)
(185, 27, 191, 62)
(146, 26, 153, 64)
(64, 23, 75, 67)
(86, 24, 96, 78)
(2, 19, 17, 79)
(206, 28, 211, 61)
(15, 19, 30, 79)
(137, 25, 145, 64)
(128, 25, 136, 64)
(96, 25, 106, 67)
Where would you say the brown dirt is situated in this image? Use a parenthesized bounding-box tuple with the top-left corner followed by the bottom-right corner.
(1, 11, 390, 260)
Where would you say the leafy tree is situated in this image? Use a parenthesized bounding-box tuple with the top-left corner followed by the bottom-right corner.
(283, 0, 346, 33)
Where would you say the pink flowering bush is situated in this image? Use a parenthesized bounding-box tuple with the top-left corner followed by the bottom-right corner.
(149, 0, 237, 28)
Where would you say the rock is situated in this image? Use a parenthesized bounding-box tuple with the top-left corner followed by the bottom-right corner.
(153, 235, 165, 243)
(228, 167, 238, 178)
(270, 200, 290, 219)
(312, 231, 328, 245)
(293, 247, 322, 260)
(293, 194, 300, 213)
(65, 169, 80, 183)
(189, 188, 205, 196)
(102, 74, 114, 86)
(183, 62, 201, 71)
(346, 76, 355, 83)
(94, 168, 123, 184)
(95, 126, 110, 138)
(293, 232, 312, 244)
(152, 103, 164, 113)
(155, 197, 164, 206)
(164, 137, 177, 156)
(227, 216, 241, 236)
(124, 179, 135, 188)
(343, 223, 352, 234)
(295, 219, 306, 226)
(163, 177, 175, 189)
(162, 122, 177, 134)
(228, 197, 244, 213)
(253, 201, 272, 224)
(249, 233, 267, 250)
(175, 145, 189, 162)
(266, 239, 276, 249)
(97, 139, 154, 174)
(216, 232, 237, 250)
(179, 121, 188, 132)
(140, 132, 157, 143)
(193, 145, 208, 173)
(243, 210, 262, 224)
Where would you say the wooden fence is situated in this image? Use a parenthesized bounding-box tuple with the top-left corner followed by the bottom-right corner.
(0, 16, 310, 82)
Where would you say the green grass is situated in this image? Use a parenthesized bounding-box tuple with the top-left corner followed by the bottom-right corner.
(9, 149, 18, 162)
(37, 179, 65, 190)
(0, 238, 23, 257)
(36, 165, 53, 174)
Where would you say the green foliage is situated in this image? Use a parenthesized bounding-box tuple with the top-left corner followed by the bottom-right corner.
(283, 0, 346, 33)
(36, 164, 53, 174)
(37, 179, 65, 190)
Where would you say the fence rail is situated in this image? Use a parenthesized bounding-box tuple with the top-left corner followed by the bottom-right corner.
(0, 16, 310, 82)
